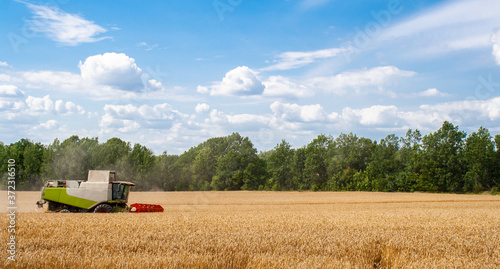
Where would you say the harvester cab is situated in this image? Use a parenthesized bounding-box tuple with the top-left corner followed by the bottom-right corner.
(36, 170, 140, 213)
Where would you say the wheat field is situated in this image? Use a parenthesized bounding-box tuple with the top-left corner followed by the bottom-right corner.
(1, 191, 499, 268)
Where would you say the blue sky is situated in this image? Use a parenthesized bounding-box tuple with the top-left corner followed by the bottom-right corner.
(1, 0, 500, 154)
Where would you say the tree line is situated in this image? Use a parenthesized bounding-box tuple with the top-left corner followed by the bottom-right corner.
(1, 121, 499, 193)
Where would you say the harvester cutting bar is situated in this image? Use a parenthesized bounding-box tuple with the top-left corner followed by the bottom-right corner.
(129, 203, 164, 213)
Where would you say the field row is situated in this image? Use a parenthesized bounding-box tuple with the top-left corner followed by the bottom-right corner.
(1, 191, 499, 268)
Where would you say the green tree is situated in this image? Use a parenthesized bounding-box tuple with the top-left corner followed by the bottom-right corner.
(367, 134, 401, 192)
(267, 139, 294, 190)
(44, 136, 100, 181)
(291, 147, 307, 190)
(327, 133, 375, 191)
(126, 143, 156, 190)
(304, 134, 332, 190)
(420, 121, 466, 192)
(462, 127, 496, 192)
(209, 133, 262, 190)
(241, 157, 267, 191)
(21, 141, 46, 189)
(128, 143, 155, 173)
(96, 137, 131, 168)
(0, 139, 47, 190)
(396, 129, 422, 192)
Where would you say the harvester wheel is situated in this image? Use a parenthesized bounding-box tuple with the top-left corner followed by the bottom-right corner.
(60, 209, 70, 213)
(94, 204, 113, 213)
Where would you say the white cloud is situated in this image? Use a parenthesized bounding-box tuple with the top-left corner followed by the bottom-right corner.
(201, 66, 265, 96)
(54, 100, 85, 115)
(147, 79, 164, 91)
(79, 52, 144, 92)
(402, 97, 500, 128)
(22, 95, 86, 116)
(307, 66, 416, 95)
(26, 95, 54, 113)
(202, 109, 272, 135)
(201, 65, 414, 98)
(329, 97, 500, 132)
(100, 103, 187, 133)
(138, 42, 159, 51)
(263, 76, 312, 98)
(0, 61, 8, 67)
(271, 101, 326, 122)
(195, 103, 210, 113)
(417, 88, 450, 98)
(12, 52, 164, 98)
(0, 100, 25, 111)
(100, 113, 140, 133)
(377, 0, 500, 57)
(25, 2, 109, 46)
(38, 120, 59, 130)
(340, 105, 401, 126)
(196, 85, 209, 94)
(0, 85, 24, 98)
(22, 71, 82, 90)
(263, 47, 349, 71)
(492, 29, 500, 65)
(0, 85, 26, 112)
(0, 74, 12, 82)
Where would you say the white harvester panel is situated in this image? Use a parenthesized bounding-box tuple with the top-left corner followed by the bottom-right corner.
(66, 182, 111, 202)
(66, 170, 116, 202)
(88, 170, 116, 182)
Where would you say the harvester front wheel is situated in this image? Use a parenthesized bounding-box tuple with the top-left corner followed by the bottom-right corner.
(60, 209, 70, 213)
(94, 204, 113, 213)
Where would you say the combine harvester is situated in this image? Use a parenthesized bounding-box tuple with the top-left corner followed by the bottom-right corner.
(36, 170, 164, 213)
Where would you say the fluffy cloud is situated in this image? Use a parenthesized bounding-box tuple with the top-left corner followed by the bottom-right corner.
(25, 95, 85, 115)
(263, 47, 349, 71)
(100, 103, 186, 133)
(147, 79, 164, 91)
(340, 105, 401, 126)
(378, 0, 500, 57)
(25, 2, 109, 46)
(0, 85, 24, 98)
(195, 103, 210, 113)
(22, 71, 82, 91)
(38, 120, 59, 130)
(202, 109, 272, 135)
(199, 65, 413, 98)
(196, 86, 209, 94)
(271, 101, 326, 122)
(307, 66, 416, 95)
(199, 66, 265, 96)
(417, 88, 450, 98)
(11, 52, 164, 98)
(328, 97, 500, 132)
(79, 52, 144, 92)
(402, 97, 500, 128)
(263, 76, 312, 98)
(26, 95, 54, 113)
(54, 100, 85, 115)
(0, 99, 25, 111)
(492, 29, 500, 65)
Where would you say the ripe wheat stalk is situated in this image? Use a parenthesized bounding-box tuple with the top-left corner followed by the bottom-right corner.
(1, 191, 499, 268)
